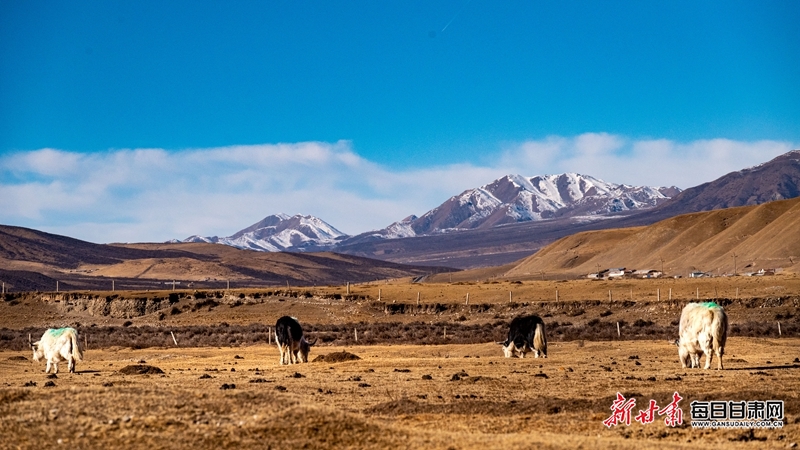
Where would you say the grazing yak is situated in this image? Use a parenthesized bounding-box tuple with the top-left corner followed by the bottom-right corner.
(275, 316, 316, 365)
(499, 315, 547, 358)
(674, 302, 728, 370)
(30, 327, 83, 374)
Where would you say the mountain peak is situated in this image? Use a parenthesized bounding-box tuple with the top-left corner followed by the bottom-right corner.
(184, 213, 345, 251)
(403, 172, 678, 236)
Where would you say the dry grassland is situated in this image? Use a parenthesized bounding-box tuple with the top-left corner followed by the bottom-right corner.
(1, 276, 798, 449)
(2, 338, 799, 449)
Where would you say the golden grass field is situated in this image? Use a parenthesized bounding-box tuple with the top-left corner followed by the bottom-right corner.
(2, 338, 798, 449)
(1, 275, 799, 449)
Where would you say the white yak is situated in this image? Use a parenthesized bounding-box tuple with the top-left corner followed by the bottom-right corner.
(675, 302, 728, 370)
(30, 328, 83, 374)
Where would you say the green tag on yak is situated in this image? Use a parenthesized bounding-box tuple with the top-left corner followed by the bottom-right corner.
(48, 328, 70, 338)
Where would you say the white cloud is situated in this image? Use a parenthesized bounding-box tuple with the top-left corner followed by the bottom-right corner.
(0, 136, 795, 243)
(499, 134, 794, 188)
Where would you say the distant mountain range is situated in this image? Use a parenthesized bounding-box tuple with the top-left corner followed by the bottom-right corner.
(178, 150, 800, 269)
(183, 173, 679, 252)
(2, 151, 800, 289)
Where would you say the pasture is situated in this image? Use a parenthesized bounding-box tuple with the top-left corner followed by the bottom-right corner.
(2, 338, 799, 449)
(1, 276, 799, 448)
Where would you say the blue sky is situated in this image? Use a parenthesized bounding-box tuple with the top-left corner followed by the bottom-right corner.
(1, 1, 798, 243)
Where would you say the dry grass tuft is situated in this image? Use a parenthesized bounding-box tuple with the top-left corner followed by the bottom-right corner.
(117, 364, 165, 375)
(312, 351, 361, 363)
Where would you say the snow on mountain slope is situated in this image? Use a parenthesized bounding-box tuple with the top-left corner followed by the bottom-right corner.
(408, 173, 679, 235)
(183, 214, 346, 252)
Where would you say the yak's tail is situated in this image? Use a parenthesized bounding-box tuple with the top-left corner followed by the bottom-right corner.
(710, 307, 728, 369)
(69, 329, 84, 362)
(533, 321, 547, 358)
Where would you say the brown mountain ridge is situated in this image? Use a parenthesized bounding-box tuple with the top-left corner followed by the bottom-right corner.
(0, 225, 450, 292)
(503, 195, 800, 279)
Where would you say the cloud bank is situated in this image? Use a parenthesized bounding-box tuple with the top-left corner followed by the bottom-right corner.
(0, 135, 794, 244)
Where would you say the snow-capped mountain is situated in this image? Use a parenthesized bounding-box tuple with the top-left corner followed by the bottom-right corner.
(403, 173, 680, 236)
(183, 214, 346, 252)
(179, 174, 679, 252)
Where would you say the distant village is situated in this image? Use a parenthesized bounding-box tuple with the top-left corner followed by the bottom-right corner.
(587, 267, 778, 280)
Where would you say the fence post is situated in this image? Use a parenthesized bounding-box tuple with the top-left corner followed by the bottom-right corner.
(555, 289, 559, 301)
(509, 291, 512, 303)
(171, 331, 178, 346)
(354, 328, 358, 342)
(657, 288, 660, 301)
(417, 292, 420, 306)
(616, 322, 621, 337)
(466, 293, 469, 305)
(778, 322, 782, 336)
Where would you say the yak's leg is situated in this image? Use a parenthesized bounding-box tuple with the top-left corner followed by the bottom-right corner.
(702, 345, 713, 370)
(678, 346, 690, 369)
(690, 352, 700, 368)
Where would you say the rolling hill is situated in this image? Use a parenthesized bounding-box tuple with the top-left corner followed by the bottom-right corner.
(0, 225, 449, 292)
(501, 196, 800, 279)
